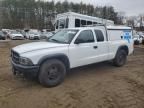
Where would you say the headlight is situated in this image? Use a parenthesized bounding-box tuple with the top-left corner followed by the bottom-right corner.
(19, 57, 33, 66)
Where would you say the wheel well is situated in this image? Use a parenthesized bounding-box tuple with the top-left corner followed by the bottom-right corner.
(39, 55, 70, 71)
(54, 56, 70, 70)
(118, 46, 129, 55)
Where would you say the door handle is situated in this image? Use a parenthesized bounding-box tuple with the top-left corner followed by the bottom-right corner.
(93, 46, 98, 49)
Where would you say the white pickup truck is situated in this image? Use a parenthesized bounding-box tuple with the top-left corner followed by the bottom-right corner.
(11, 25, 134, 87)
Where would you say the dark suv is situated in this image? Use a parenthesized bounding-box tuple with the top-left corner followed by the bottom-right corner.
(0, 31, 6, 40)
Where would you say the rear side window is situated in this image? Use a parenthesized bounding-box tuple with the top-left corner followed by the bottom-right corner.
(81, 20, 86, 26)
(93, 22, 97, 24)
(94, 30, 104, 42)
(75, 30, 94, 43)
(87, 21, 92, 25)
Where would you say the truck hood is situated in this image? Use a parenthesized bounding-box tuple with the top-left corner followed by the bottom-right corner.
(13, 42, 68, 54)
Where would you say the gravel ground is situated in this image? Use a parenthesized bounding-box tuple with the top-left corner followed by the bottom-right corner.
(0, 40, 144, 108)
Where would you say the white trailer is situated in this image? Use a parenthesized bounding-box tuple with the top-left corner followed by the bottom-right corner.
(55, 12, 114, 30)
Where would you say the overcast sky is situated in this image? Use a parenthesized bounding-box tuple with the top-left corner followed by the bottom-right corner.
(49, 0, 144, 16)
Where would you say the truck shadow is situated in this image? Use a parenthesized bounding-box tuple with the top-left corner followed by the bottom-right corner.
(12, 61, 119, 87)
(67, 61, 117, 79)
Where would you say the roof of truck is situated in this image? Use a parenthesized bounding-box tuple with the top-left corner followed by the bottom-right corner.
(107, 26, 132, 30)
(66, 27, 105, 30)
(66, 25, 132, 31)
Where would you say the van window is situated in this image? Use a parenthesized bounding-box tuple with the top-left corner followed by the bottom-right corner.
(81, 20, 86, 26)
(75, 30, 94, 43)
(75, 19, 80, 27)
(94, 30, 104, 42)
(87, 21, 92, 25)
(93, 22, 97, 24)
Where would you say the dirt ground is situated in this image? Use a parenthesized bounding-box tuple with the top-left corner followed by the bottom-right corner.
(0, 40, 144, 108)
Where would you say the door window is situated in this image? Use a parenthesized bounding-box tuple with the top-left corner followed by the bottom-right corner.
(75, 30, 94, 43)
(94, 30, 104, 42)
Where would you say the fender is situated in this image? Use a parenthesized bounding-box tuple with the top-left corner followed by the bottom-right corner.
(116, 45, 129, 56)
(38, 53, 70, 70)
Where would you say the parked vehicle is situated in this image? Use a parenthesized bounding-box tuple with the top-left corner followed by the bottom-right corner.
(28, 31, 41, 40)
(11, 25, 134, 87)
(133, 34, 143, 44)
(137, 32, 144, 38)
(40, 32, 54, 39)
(20, 30, 28, 39)
(9, 30, 24, 40)
(2, 29, 11, 39)
(0, 31, 6, 40)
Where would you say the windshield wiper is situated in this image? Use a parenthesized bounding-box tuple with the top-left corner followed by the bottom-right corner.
(50, 39, 61, 43)
(49, 38, 68, 44)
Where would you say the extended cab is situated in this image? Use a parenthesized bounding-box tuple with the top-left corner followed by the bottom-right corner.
(11, 25, 134, 87)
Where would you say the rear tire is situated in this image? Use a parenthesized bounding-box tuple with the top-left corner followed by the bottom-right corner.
(113, 50, 127, 67)
(39, 59, 66, 87)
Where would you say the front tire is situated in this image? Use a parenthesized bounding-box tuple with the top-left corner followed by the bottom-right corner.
(39, 59, 66, 87)
(113, 50, 127, 67)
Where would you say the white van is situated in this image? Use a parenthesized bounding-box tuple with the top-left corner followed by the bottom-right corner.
(55, 12, 114, 31)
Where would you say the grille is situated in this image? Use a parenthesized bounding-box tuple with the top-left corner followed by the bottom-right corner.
(13, 36, 23, 39)
(34, 36, 39, 39)
(15, 36, 20, 37)
(11, 50, 20, 64)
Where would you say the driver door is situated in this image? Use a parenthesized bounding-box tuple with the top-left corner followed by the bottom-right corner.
(69, 30, 98, 68)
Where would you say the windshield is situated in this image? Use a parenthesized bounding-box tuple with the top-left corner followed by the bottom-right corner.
(29, 31, 39, 34)
(11, 31, 21, 34)
(48, 29, 79, 44)
(56, 18, 69, 29)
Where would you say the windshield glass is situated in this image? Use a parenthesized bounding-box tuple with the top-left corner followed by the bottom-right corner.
(11, 31, 21, 34)
(56, 18, 69, 29)
(48, 29, 79, 44)
(29, 31, 39, 34)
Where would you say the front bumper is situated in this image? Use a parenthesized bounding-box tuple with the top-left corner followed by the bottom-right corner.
(11, 60, 39, 77)
(12, 37, 24, 40)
